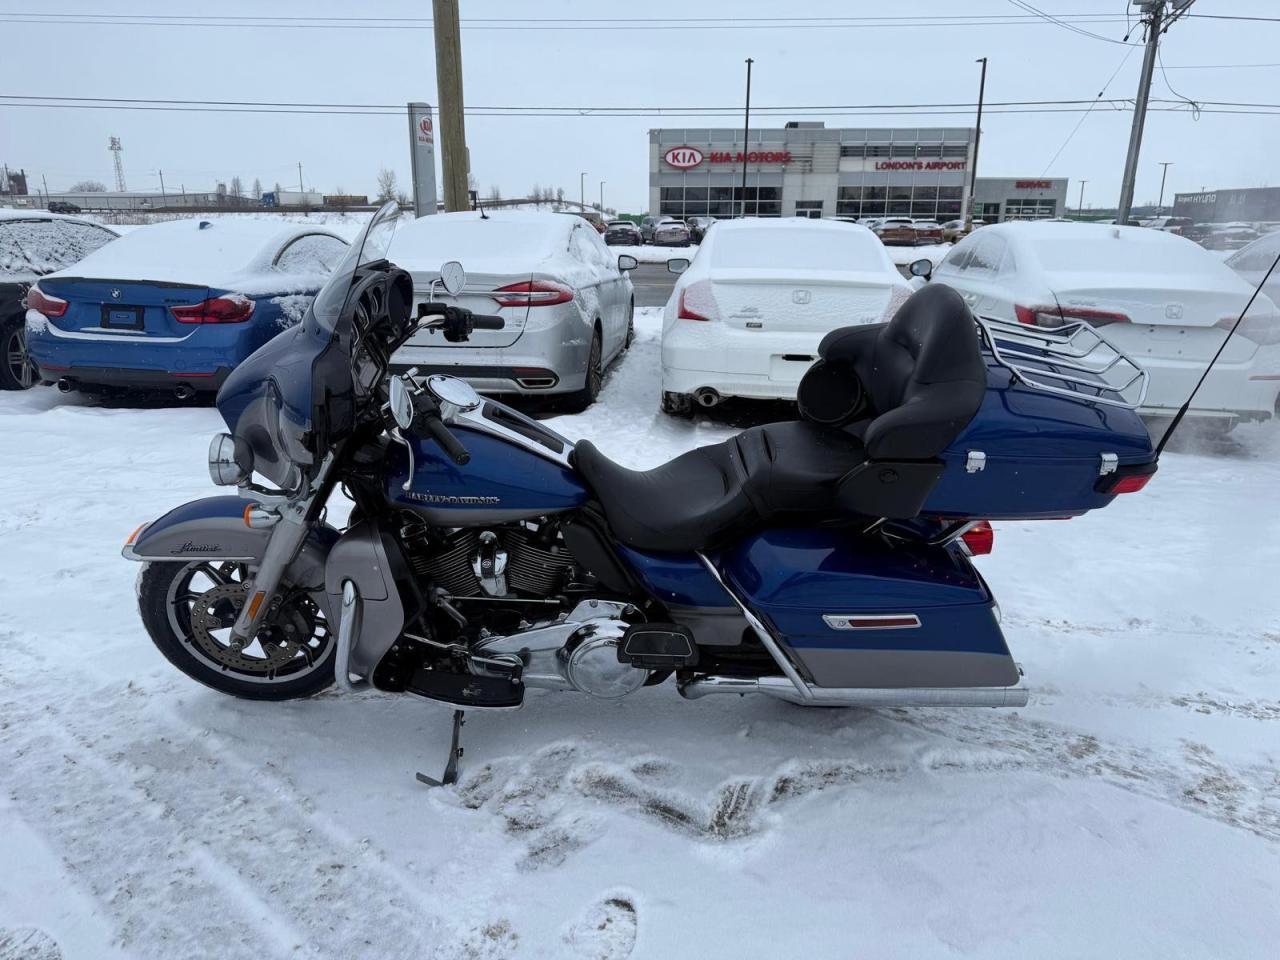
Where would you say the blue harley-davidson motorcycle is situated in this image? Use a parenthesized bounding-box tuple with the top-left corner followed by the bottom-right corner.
(123, 203, 1159, 782)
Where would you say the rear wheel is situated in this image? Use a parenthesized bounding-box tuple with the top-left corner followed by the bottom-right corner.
(137, 560, 335, 700)
(0, 317, 36, 391)
(566, 327, 604, 412)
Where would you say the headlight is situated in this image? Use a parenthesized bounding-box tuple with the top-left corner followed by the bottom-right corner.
(208, 432, 252, 486)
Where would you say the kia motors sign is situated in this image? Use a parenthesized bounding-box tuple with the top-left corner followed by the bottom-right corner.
(664, 146, 705, 169)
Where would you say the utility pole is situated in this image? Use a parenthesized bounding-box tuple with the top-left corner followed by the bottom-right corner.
(1078, 180, 1087, 215)
(433, 0, 470, 212)
(599, 180, 606, 213)
(740, 57, 753, 218)
(1117, 0, 1168, 224)
(580, 172, 587, 211)
(966, 57, 988, 231)
(1157, 161, 1173, 213)
(297, 162, 304, 192)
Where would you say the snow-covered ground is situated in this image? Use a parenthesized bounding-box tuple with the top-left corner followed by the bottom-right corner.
(2, 306, 1279, 959)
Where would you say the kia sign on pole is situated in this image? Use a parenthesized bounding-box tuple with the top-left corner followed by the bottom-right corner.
(408, 102, 438, 217)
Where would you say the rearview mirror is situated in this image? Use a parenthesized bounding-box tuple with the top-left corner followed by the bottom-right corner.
(908, 258, 933, 279)
(667, 258, 691, 275)
(439, 260, 466, 296)
(617, 254, 638, 272)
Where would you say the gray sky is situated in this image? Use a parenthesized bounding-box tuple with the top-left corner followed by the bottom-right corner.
(2, 0, 1277, 211)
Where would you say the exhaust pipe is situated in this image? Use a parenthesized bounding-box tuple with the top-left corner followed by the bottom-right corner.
(56, 378, 76, 394)
(678, 674, 1030, 708)
(694, 387, 721, 408)
(174, 384, 196, 401)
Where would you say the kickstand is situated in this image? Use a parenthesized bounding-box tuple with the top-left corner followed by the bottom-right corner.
(416, 710, 465, 787)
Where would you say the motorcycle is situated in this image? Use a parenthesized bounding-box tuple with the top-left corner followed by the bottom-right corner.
(123, 202, 1161, 784)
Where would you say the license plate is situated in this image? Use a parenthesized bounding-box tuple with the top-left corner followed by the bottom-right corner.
(101, 305, 144, 330)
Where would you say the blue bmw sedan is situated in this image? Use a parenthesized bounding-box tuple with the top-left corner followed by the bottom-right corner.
(24, 217, 348, 398)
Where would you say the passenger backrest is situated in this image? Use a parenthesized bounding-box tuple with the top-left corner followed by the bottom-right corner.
(814, 284, 987, 460)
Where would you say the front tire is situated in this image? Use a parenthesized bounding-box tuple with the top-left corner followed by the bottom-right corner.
(138, 560, 335, 701)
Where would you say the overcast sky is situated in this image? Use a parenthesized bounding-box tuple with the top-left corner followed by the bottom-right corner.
(2, 0, 1277, 212)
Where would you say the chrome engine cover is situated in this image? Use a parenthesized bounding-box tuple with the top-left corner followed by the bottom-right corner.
(472, 599, 646, 699)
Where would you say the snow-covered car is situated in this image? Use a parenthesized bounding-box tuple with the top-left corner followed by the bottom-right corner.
(652, 218, 692, 247)
(0, 210, 120, 390)
(660, 218, 912, 415)
(928, 221, 1280, 428)
(24, 218, 348, 397)
(1225, 231, 1280, 319)
(391, 211, 635, 409)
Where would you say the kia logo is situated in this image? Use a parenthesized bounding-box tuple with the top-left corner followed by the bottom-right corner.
(664, 146, 704, 170)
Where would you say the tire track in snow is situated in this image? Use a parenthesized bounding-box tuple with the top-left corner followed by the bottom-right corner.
(0, 682, 457, 959)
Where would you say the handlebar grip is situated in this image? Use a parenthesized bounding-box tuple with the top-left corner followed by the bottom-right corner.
(470, 314, 505, 330)
(422, 415, 471, 465)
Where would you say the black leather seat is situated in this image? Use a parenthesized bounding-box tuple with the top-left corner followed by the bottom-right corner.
(572, 284, 986, 553)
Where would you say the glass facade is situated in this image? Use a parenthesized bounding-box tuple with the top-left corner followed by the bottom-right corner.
(660, 185, 781, 219)
(837, 184, 963, 220)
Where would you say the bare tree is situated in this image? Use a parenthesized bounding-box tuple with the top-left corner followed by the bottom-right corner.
(376, 168, 400, 204)
(69, 180, 107, 192)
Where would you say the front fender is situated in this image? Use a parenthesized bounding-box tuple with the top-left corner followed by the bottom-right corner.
(123, 496, 339, 596)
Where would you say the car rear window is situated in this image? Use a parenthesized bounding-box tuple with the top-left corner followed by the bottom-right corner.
(0, 218, 117, 280)
(713, 226, 886, 271)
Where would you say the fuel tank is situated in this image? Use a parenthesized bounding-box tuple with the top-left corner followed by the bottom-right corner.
(385, 425, 589, 525)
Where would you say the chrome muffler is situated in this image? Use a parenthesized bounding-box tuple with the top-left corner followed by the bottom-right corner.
(678, 674, 1029, 707)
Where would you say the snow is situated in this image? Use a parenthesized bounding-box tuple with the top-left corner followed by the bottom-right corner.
(2, 307, 1279, 958)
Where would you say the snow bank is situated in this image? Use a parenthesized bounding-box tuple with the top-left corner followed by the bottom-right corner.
(1, 315, 1278, 957)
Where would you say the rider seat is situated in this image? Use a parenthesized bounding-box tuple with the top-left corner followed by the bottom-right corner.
(572, 284, 986, 553)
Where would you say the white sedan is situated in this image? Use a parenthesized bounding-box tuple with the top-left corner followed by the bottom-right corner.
(390, 211, 635, 410)
(925, 221, 1280, 428)
(660, 218, 912, 415)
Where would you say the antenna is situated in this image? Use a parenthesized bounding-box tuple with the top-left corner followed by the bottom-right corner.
(109, 136, 127, 191)
(1154, 247, 1280, 455)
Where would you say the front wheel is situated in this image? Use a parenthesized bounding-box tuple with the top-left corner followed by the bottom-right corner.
(137, 560, 335, 700)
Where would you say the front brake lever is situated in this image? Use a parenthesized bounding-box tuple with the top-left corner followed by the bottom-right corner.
(390, 426, 416, 492)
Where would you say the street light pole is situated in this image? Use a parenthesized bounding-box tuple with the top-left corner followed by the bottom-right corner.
(1157, 161, 1173, 214)
(580, 172, 587, 211)
(599, 180, 606, 213)
(966, 57, 988, 231)
(1078, 179, 1087, 215)
(1117, 0, 1166, 224)
(740, 57, 753, 218)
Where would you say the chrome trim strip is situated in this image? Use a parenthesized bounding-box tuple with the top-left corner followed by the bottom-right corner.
(695, 552, 814, 701)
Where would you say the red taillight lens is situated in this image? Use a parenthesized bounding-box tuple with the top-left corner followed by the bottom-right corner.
(492, 280, 574, 308)
(171, 293, 255, 324)
(960, 520, 994, 556)
(26, 284, 68, 318)
(1015, 304, 1130, 329)
(677, 280, 717, 322)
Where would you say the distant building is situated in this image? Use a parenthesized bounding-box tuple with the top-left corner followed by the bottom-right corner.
(1173, 187, 1280, 224)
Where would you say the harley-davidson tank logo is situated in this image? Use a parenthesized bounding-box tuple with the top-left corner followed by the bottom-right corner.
(405, 491, 501, 505)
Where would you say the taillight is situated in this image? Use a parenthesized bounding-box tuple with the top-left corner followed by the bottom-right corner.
(1216, 313, 1280, 346)
(171, 293, 255, 324)
(1015, 304, 1130, 329)
(26, 284, 68, 318)
(960, 520, 994, 556)
(677, 280, 718, 322)
(492, 280, 574, 308)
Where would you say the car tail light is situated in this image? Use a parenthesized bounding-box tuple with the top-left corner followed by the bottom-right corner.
(1015, 304, 1130, 329)
(171, 293, 255, 324)
(677, 280, 718, 322)
(26, 284, 68, 318)
(1216, 312, 1280, 346)
(960, 520, 994, 556)
(492, 280, 574, 308)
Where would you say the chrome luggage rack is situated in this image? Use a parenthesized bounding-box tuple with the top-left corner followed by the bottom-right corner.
(973, 315, 1149, 410)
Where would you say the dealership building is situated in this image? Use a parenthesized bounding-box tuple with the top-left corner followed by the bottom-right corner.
(649, 123, 1067, 223)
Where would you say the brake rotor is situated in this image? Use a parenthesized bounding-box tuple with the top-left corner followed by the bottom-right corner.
(188, 582, 314, 675)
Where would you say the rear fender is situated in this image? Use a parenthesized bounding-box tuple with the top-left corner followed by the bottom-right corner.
(123, 495, 338, 600)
